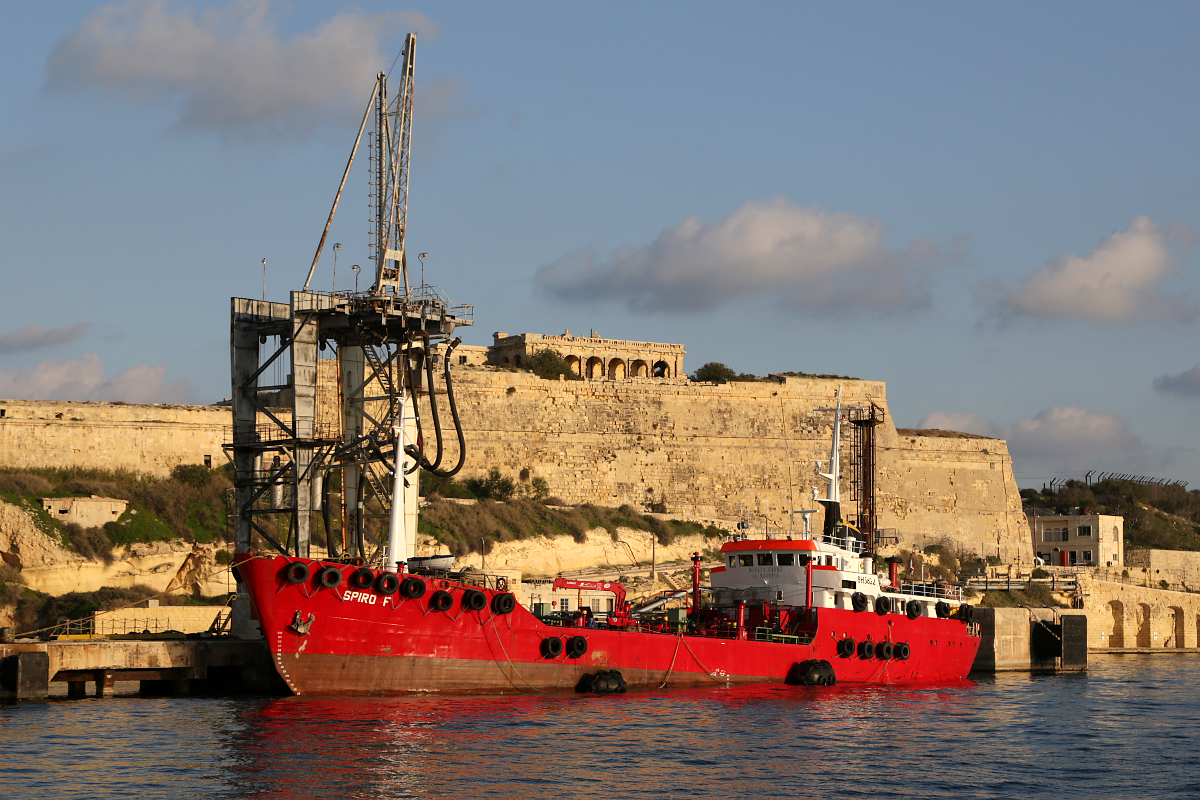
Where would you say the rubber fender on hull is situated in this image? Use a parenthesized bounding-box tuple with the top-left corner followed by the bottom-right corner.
(876, 641, 894, 660)
(851, 592, 869, 612)
(400, 576, 426, 599)
(461, 589, 487, 612)
(875, 596, 892, 615)
(316, 565, 343, 589)
(540, 636, 564, 659)
(283, 562, 310, 585)
(566, 635, 588, 659)
(428, 590, 453, 612)
(857, 640, 876, 660)
(577, 670, 626, 694)
(895, 642, 911, 661)
(836, 637, 856, 658)
(957, 604, 974, 624)
(905, 600, 922, 620)
(349, 568, 374, 591)
(491, 592, 517, 615)
(935, 601, 951, 619)
(786, 660, 836, 686)
(375, 573, 400, 596)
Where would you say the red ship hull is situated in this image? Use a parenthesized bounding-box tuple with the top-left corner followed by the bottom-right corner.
(239, 555, 981, 695)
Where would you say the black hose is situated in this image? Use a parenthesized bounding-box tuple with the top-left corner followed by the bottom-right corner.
(322, 468, 337, 558)
(417, 337, 466, 478)
(420, 333, 446, 472)
(401, 339, 424, 475)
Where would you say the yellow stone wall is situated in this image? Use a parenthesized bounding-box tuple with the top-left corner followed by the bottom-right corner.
(0, 364, 1031, 562)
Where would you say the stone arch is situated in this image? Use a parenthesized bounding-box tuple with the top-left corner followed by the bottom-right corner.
(1136, 602, 1152, 648)
(514, 356, 522, 367)
(630, 359, 648, 377)
(1107, 600, 1125, 648)
(500, 356, 511, 365)
(1167, 606, 1185, 648)
(652, 360, 670, 378)
(565, 355, 581, 376)
(585, 356, 604, 379)
(608, 358, 626, 380)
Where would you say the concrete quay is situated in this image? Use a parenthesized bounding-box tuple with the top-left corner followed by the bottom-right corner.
(0, 638, 284, 700)
(969, 607, 1088, 674)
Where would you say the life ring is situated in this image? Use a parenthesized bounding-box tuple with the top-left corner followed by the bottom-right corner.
(495, 576, 508, 591)
(462, 589, 487, 612)
(428, 590, 453, 612)
(875, 596, 892, 616)
(851, 592, 869, 612)
(905, 600, 922, 620)
(349, 568, 374, 591)
(491, 592, 516, 615)
(540, 636, 564, 659)
(283, 562, 311, 585)
(374, 573, 399, 596)
(400, 576, 427, 599)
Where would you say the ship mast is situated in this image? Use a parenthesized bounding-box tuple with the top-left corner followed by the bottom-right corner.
(816, 386, 844, 540)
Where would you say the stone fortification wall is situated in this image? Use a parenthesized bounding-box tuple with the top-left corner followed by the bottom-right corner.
(1079, 574, 1200, 650)
(0, 399, 227, 477)
(1123, 549, 1200, 590)
(427, 368, 1030, 562)
(0, 365, 1030, 565)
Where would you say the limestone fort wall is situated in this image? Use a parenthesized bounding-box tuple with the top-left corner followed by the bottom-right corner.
(0, 367, 1031, 562)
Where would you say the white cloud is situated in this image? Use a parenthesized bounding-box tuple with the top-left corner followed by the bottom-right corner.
(0, 354, 194, 404)
(918, 405, 1150, 480)
(45, 1, 435, 135)
(0, 323, 89, 354)
(535, 197, 959, 314)
(1153, 362, 1200, 398)
(979, 216, 1197, 323)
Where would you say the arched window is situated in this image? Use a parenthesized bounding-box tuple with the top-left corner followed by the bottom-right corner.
(652, 360, 670, 378)
(586, 356, 603, 379)
(608, 358, 626, 379)
(630, 359, 648, 377)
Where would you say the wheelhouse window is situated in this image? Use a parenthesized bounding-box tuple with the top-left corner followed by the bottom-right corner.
(738, 554, 754, 567)
(777, 553, 795, 566)
(757, 554, 774, 566)
(728, 555, 737, 568)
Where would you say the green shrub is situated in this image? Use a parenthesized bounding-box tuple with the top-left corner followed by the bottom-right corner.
(523, 348, 581, 380)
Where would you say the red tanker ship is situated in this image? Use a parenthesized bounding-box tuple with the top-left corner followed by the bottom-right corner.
(237, 389, 981, 695)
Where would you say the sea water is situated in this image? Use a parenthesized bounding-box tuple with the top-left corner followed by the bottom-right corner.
(1, 654, 1197, 800)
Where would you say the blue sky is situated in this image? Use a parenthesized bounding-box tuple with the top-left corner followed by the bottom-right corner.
(2, 1, 1199, 489)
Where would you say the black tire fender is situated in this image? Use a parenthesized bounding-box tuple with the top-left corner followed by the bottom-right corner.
(375, 573, 400, 596)
(400, 576, 426, 599)
(491, 592, 517, 615)
(283, 562, 311, 585)
(428, 590, 453, 612)
(349, 568, 374, 590)
(906, 600, 922, 620)
(875, 596, 892, 616)
(317, 565, 343, 589)
(462, 589, 487, 612)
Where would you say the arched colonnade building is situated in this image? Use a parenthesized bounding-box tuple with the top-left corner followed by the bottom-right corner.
(489, 331, 685, 380)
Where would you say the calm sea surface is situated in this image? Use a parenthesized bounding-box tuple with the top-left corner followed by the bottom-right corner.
(2, 654, 1197, 800)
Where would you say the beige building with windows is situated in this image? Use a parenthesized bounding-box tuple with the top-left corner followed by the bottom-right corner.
(1030, 512, 1123, 568)
(488, 331, 686, 380)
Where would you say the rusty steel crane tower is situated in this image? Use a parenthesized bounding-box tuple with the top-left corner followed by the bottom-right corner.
(227, 34, 472, 630)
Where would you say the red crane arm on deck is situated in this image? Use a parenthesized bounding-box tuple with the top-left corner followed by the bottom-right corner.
(551, 578, 627, 607)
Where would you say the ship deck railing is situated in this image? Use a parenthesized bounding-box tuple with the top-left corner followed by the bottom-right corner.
(897, 581, 964, 600)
